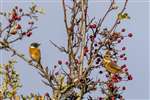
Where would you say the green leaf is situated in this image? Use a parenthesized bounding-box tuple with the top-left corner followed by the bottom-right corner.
(118, 13, 130, 20)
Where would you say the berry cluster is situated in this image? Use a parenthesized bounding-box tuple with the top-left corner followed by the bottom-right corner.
(0, 4, 43, 44)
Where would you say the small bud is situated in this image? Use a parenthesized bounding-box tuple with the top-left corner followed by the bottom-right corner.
(121, 64, 126, 69)
(119, 54, 124, 58)
(19, 8, 22, 12)
(128, 75, 133, 80)
(94, 43, 98, 47)
(65, 61, 69, 65)
(124, 68, 128, 72)
(58, 60, 62, 65)
(124, 57, 127, 60)
(117, 39, 121, 43)
(122, 86, 126, 90)
(99, 97, 103, 100)
(54, 65, 57, 68)
(121, 28, 126, 32)
(122, 47, 126, 50)
(128, 33, 133, 37)
(99, 71, 103, 74)
(55, 71, 59, 76)
(118, 76, 122, 81)
(121, 36, 124, 40)
(15, 6, 18, 9)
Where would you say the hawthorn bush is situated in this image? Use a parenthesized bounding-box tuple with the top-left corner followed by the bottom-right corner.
(0, 0, 133, 100)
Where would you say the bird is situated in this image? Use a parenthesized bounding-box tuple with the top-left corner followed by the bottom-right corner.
(102, 50, 123, 74)
(29, 42, 41, 64)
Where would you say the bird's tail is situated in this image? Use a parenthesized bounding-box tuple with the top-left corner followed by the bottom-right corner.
(37, 60, 43, 69)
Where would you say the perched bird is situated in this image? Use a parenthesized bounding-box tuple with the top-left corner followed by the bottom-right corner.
(102, 50, 123, 74)
(29, 42, 41, 64)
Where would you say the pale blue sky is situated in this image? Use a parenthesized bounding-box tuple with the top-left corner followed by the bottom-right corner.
(0, 0, 149, 100)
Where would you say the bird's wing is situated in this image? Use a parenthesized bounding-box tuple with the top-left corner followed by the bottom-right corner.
(110, 62, 122, 73)
(103, 59, 122, 74)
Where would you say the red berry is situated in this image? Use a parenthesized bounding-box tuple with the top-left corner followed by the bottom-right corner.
(124, 68, 128, 72)
(122, 86, 126, 90)
(55, 71, 59, 75)
(111, 96, 115, 100)
(112, 77, 118, 83)
(121, 64, 126, 69)
(94, 43, 98, 47)
(107, 83, 113, 88)
(84, 46, 89, 53)
(58, 60, 62, 65)
(15, 6, 18, 9)
(19, 8, 22, 12)
(124, 57, 127, 60)
(119, 54, 124, 58)
(121, 36, 124, 40)
(15, 16, 21, 20)
(128, 33, 133, 37)
(113, 61, 117, 64)
(118, 76, 122, 81)
(26, 31, 32, 37)
(97, 58, 101, 62)
(128, 75, 133, 80)
(44, 92, 50, 97)
(89, 24, 96, 29)
(119, 95, 123, 99)
(121, 28, 126, 32)
(122, 47, 126, 50)
(54, 65, 57, 68)
(99, 97, 103, 100)
(22, 32, 26, 35)
(12, 15, 16, 20)
(65, 61, 69, 65)
(117, 39, 121, 43)
(99, 71, 103, 74)
(106, 75, 109, 78)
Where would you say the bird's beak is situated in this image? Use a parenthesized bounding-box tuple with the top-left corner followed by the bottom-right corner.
(37, 43, 41, 46)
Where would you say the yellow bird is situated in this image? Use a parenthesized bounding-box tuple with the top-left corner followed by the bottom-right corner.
(29, 42, 41, 64)
(102, 50, 123, 74)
